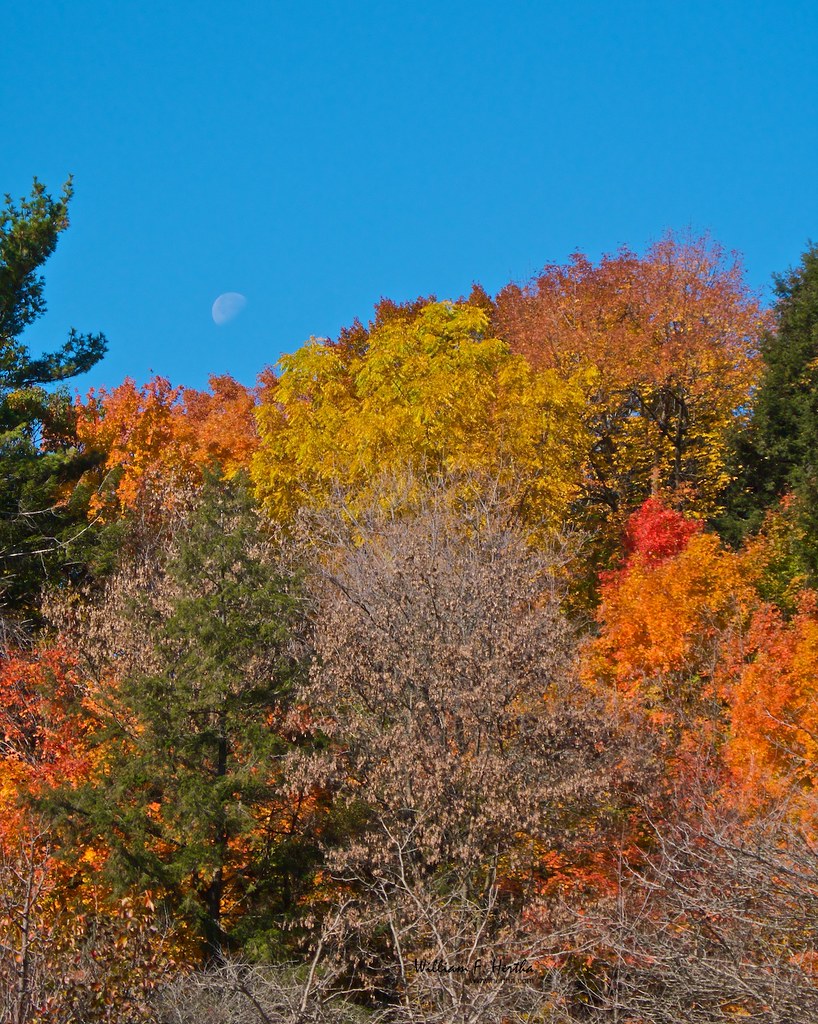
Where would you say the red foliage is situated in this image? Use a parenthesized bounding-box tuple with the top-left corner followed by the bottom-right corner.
(622, 498, 703, 567)
(0, 646, 91, 851)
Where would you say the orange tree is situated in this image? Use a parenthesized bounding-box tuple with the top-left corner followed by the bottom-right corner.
(76, 374, 262, 518)
(584, 498, 755, 760)
(494, 234, 767, 525)
(725, 591, 818, 817)
(0, 645, 90, 1022)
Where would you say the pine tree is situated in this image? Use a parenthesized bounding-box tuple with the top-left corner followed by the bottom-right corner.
(720, 244, 818, 575)
(0, 178, 107, 624)
(59, 473, 310, 963)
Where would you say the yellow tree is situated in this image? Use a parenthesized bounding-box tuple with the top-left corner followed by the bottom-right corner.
(252, 300, 590, 528)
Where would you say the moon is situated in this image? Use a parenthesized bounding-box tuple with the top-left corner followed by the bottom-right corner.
(212, 292, 247, 325)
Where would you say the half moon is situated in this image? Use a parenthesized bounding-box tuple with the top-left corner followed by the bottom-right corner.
(212, 292, 247, 325)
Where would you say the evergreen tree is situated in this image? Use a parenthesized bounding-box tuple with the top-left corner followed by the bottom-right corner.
(59, 473, 311, 963)
(0, 178, 107, 624)
(719, 244, 818, 576)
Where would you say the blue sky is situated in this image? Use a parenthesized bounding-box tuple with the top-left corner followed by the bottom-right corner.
(3, 0, 817, 394)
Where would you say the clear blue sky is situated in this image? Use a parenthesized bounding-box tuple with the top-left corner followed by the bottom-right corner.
(3, 0, 817, 394)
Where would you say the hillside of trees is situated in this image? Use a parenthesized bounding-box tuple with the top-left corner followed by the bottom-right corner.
(2, 179, 818, 1023)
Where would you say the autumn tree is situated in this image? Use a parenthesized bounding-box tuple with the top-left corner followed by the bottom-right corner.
(727, 493, 813, 615)
(1, 884, 176, 1024)
(494, 234, 766, 527)
(723, 590, 818, 818)
(0, 178, 107, 622)
(0, 648, 167, 1024)
(48, 473, 312, 963)
(290, 483, 647, 1014)
(584, 498, 756, 770)
(251, 300, 590, 531)
(0, 646, 90, 1024)
(76, 374, 261, 518)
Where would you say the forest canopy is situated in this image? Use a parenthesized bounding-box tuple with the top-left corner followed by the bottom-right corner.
(3, 179, 818, 1024)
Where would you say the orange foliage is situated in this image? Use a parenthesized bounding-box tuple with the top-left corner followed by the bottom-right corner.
(586, 501, 754, 722)
(76, 374, 263, 515)
(0, 648, 195, 998)
(0, 646, 93, 948)
(495, 233, 767, 517)
(496, 234, 763, 385)
(0, 646, 91, 838)
(725, 592, 818, 813)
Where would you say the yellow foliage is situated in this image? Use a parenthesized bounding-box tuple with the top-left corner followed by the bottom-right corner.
(252, 301, 590, 528)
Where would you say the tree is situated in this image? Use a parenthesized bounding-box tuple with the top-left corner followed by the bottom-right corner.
(251, 301, 590, 532)
(494, 234, 766, 524)
(290, 483, 648, 1013)
(0, 645, 90, 1024)
(723, 243, 818, 576)
(0, 178, 107, 622)
(584, 499, 754, 745)
(49, 473, 312, 963)
(76, 374, 264, 519)
(724, 590, 818, 817)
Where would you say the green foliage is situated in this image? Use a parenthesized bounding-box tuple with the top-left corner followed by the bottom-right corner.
(0, 178, 107, 622)
(59, 473, 312, 962)
(720, 244, 818, 578)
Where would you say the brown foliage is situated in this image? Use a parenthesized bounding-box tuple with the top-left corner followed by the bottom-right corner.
(288, 482, 651, 1013)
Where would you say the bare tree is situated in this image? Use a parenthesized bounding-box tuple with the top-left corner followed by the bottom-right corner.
(0, 822, 54, 1024)
(564, 789, 818, 1023)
